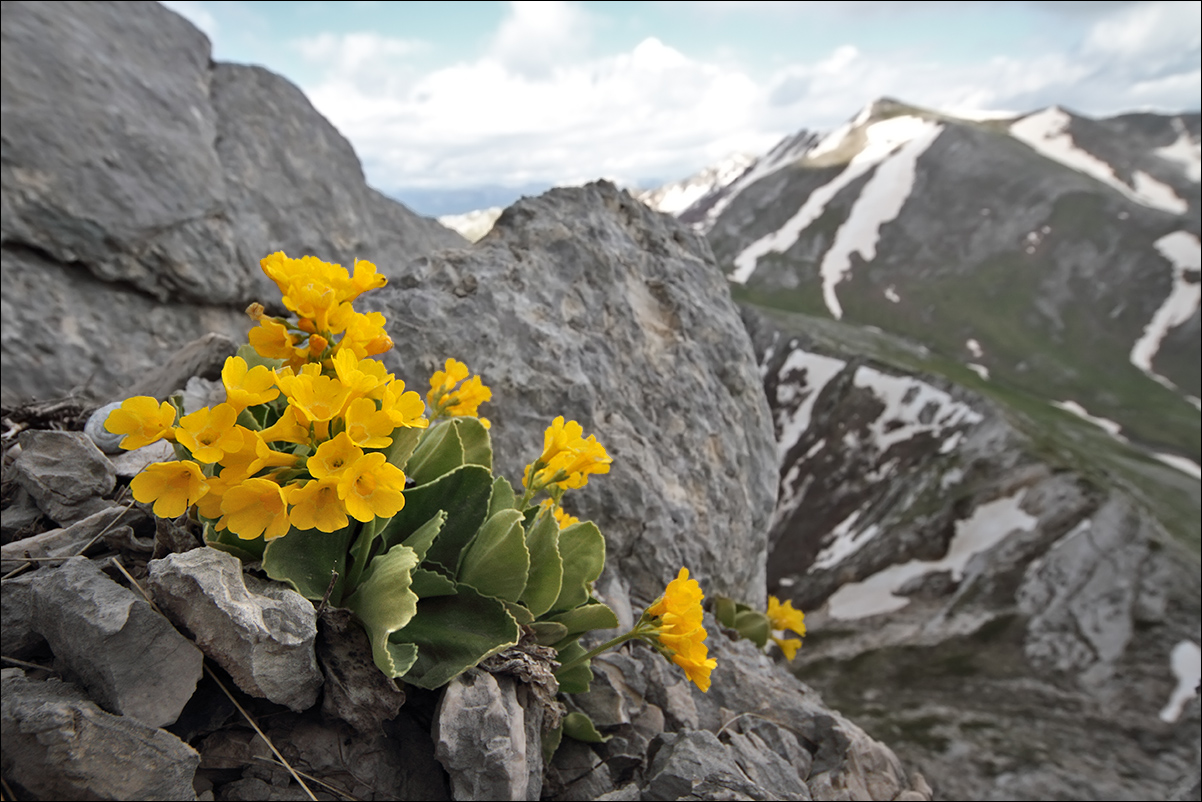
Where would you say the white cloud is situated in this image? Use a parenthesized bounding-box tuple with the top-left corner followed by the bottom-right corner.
(288, 0, 1200, 198)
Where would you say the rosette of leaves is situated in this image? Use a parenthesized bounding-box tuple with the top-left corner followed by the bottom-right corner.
(712, 596, 772, 647)
(210, 409, 617, 689)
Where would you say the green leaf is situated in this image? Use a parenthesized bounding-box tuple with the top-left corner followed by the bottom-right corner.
(545, 603, 619, 639)
(235, 344, 284, 371)
(411, 566, 457, 598)
(563, 711, 611, 744)
(714, 596, 738, 629)
(452, 417, 492, 471)
(203, 522, 266, 562)
(554, 640, 593, 694)
(520, 510, 564, 617)
(383, 426, 422, 472)
(379, 465, 492, 571)
(405, 423, 464, 485)
(488, 475, 517, 517)
(457, 509, 530, 603)
(734, 609, 771, 648)
(262, 523, 355, 602)
(551, 521, 606, 613)
(390, 582, 520, 689)
(402, 511, 447, 562)
(344, 544, 421, 677)
(541, 724, 564, 765)
(504, 600, 535, 625)
(529, 621, 569, 646)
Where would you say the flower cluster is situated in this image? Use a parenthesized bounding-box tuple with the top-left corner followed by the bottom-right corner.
(427, 358, 492, 428)
(646, 568, 718, 691)
(522, 416, 612, 504)
(767, 595, 806, 661)
(106, 252, 444, 539)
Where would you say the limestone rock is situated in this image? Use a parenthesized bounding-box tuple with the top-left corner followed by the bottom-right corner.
(11, 430, 115, 525)
(434, 668, 542, 801)
(148, 548, 322, 712)
(0, 575, 45, 659)
(0, 504, 136, 573)
(29, 556, 203, 728)
(1, 668, 201, 801)
(0, 0, 464, 405)
(365, 181, 777, 605)
(644, 729, 772, 801)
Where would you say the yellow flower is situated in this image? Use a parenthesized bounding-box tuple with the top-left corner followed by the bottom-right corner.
(427, 359, 491, 426)
(540, 499, 579, 528)
(380, 380, 429, 429)
(104, 396, 177, 450)
(767, 595, 806, 661)
(337, 452, 407, 522)
(175, 404, 245, 464)
(524, 417, 611, 492)
(277, 369, 351, 423)
(287, 478, 348, 532)
(130, 460, 209, 519)
(221, 356, 280, 412)
(332, 349, 392, 400)
(218, 427, 300, 479)
(344, 397, 395, 449)
(307, 432, 363, 480)
(217, 477, 291, 540)
(248, 317, 298, 361)
(258, 405, 311, 445)
(347, 259, 387, 301)
(335, 310, 392, 359)
(647, 568, 717, 692)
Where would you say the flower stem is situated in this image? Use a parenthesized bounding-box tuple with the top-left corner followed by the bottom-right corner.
(555, 621, 658, 677)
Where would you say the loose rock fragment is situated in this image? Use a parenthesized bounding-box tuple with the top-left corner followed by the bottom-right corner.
(12, 430, 116, 525)
(1, 668, 200, 801)
(29, 556, 203, 728)
(148, 548, 322, 711)
(317, 607, 405, 734)
(0, 503, 133, 573)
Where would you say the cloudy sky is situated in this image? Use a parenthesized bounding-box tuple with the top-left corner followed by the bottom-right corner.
(163, 0, 1200, 214)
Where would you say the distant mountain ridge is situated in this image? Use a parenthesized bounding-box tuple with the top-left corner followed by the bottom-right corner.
(665, 98, 1200, 466)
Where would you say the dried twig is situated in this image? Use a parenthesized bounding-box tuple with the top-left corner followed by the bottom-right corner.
(252, 756, 362, 801)
(0, 492, 136, 581)
(1, 774, 18, 801)
(108, 558, 318, 802)
(0, 655, 57, 674)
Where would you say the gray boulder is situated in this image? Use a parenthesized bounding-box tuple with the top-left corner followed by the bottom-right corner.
(365, 181, 778, 605)
(1, 668, 201, 801)
(0, 0, 464, 405)
(10, 430, 115, 525)
(148, 548, 323, 712)
(29, 556, 204, 728)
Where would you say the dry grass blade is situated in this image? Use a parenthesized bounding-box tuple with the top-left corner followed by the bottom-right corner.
(108, 558, 318, 802)
(252, 756, 362, 802)
(1, 774, 18, 801)
(1, 655, 57, 674)
(1, 492, 136, 581)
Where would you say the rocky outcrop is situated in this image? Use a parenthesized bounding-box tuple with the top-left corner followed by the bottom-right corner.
(0, 0, 464, 406)
(744, 307, 1202, 800)
(365, 182, 778, 605)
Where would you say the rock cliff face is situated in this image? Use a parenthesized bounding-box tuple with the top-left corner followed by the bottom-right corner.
(0, 3, 928, 801)
(0, 0, 464, 406)
(743, 307, 1201, 800)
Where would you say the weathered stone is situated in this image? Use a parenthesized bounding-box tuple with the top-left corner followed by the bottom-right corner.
(434, 668, 541, 801)
(108, 438, 176, 478)
(29, 556, 203, 727)
(316, 607, 405, 734)
(545, 739, 613, 801)
(12, 429, 115, 525)
(595, 783, 642, 801)
(644, 729, 772, 801)
(0, 485, 42, 544)
(0, 574, 45, 659)
(123, 333, 239, 404)
(148, 548, 322, 712)
(1, 503, 138, 572)
(724, 729, 811, 801)
(1, 668, 200, 800)
(0, 1, 463, 405)
(366, 180, 777, 605)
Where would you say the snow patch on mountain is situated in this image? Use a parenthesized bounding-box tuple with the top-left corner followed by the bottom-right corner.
(1010, 107, 1187, 213)
(637, 153, 755, 215)
(820, 120, 943, 318)
(774, 348, 847, 464)
(1053, 400, 1126, 440)
(730, 116, 941, 288)
(438, 207, 502, 242)
(1156, 120, 1202, 182)
(1154, 453, 1202, 480)
(852, 365, 982, 453)
(812, 510, 881, 571)
(825, 489, 1038, 619)
(1129, 231, 1202, 388)
(699, 131, 818, 232)
(1160, 640, 1202, 722)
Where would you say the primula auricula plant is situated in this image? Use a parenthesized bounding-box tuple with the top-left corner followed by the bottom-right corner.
(106, 252, 717, 698)
(713, 593, 806, 660)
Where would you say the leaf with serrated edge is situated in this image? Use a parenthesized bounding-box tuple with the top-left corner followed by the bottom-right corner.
(458, 509, 529, 603)
(545, 603, 619, 638)
(529, 621, 569, 646)
(411, 567, 457, 598)
(379, 465, 492, 569)
(563, 711, 611, 743)
(453, 417, 492, 470)
(344, 544, 420, 677)
(488, 475, 516, 517)
(402, 511, 446, 562)
(521, 510, 564, 617)
(389, 582, 520, 689)
(551, 521, 605, 613)
(383, 427, 422, 472)
(554, 640, 593, 694)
